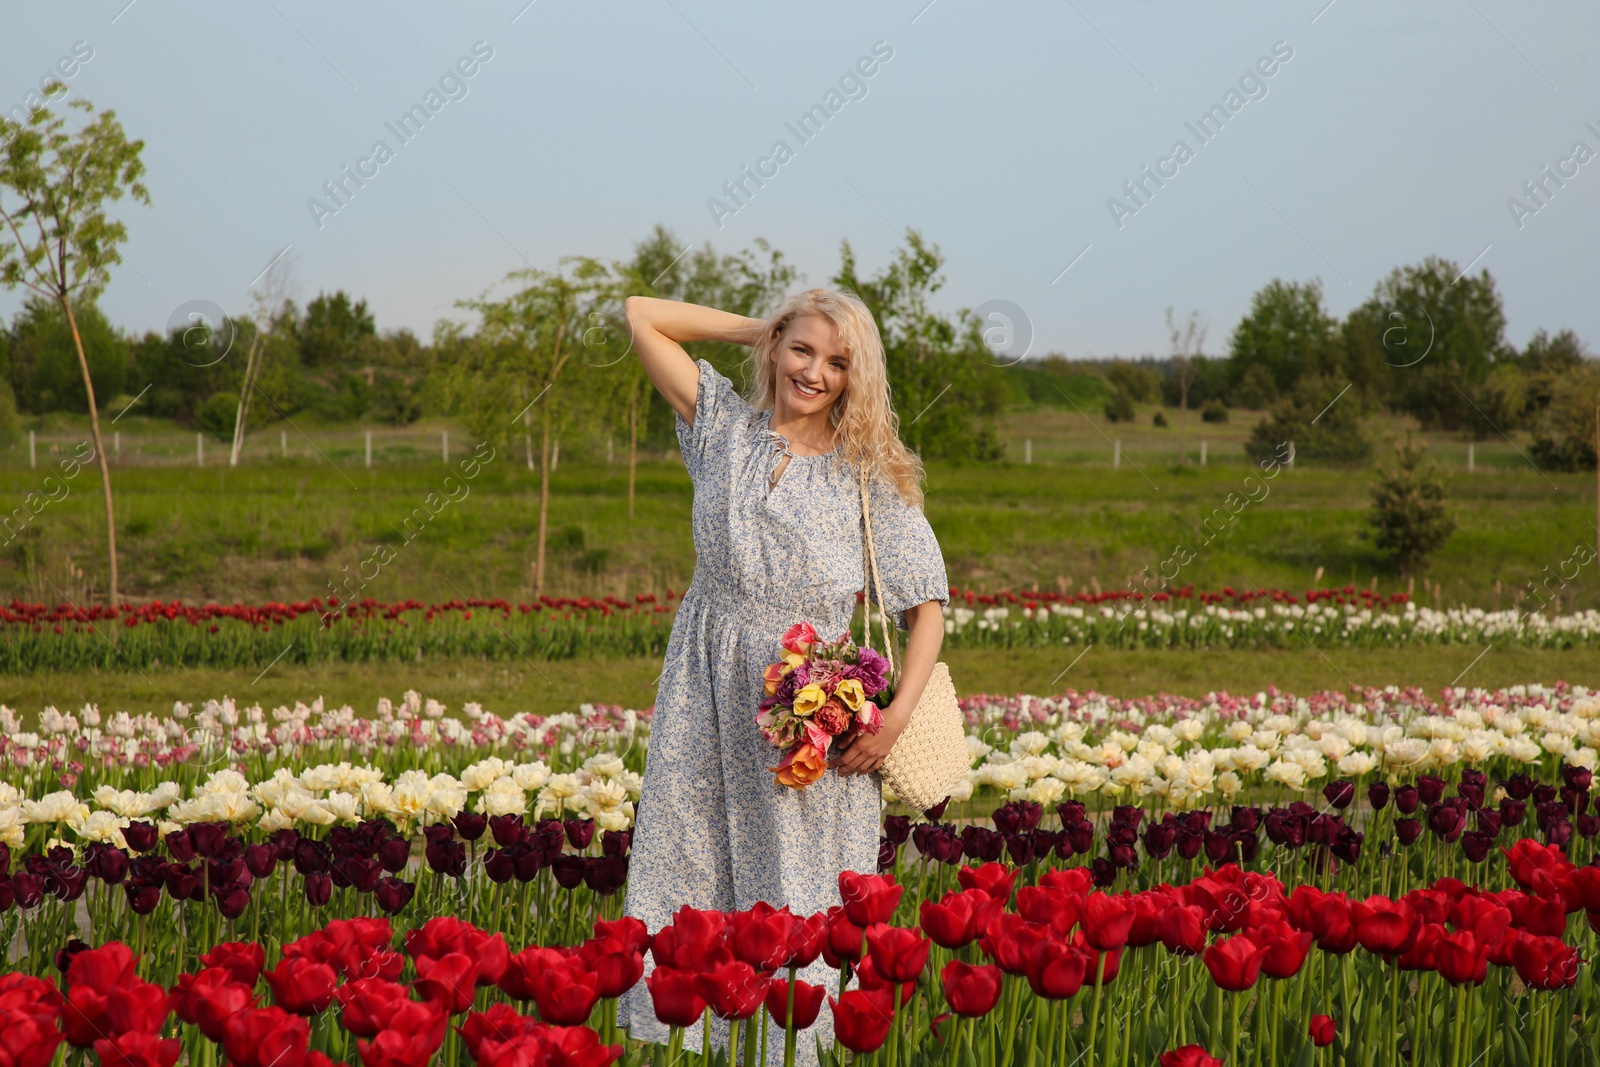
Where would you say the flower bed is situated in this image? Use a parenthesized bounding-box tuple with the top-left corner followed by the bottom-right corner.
(2, 585, 1595, 673)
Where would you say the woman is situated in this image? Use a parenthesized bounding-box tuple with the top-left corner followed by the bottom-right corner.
(616, 288, 949, 1064)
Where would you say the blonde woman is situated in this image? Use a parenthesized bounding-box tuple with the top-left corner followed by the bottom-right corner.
(617, 289, 949, 1064)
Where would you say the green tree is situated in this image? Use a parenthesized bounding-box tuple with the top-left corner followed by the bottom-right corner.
(1366, 435, 1456, 576)
(833, 229, 1006, 461)
(1344, 256, 1513, 430)
(438, 258, 611, 595)
(1528, 360, 1600, 472)
(296, 290, 375, 366)
(4, 295, 125, 412)
(0, 84, 148, 606)
(1106, 360, 1162, 403)
(1227, 278, 1343, 396)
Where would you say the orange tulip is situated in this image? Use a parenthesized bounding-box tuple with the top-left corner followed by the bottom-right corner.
(771, 743, 828, 788)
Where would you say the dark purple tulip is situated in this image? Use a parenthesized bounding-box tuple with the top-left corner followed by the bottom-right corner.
(564, 818, 596, 851)
(91, 845, 129, 885)
(425, 839, 467, 878)
(1112, 805, 1144, 829)
(342, 856, 383, 894)
(123, 822, 160, 853)
(423, 823, 455, 846)
(1533, 784, 1558, 806)
(960, 826, 1004, 864)
(489, 815, 527, 848)
(923, 797, 951, 821)
(215, 885, 251, 919)
(600, 829, 632, 858)
(1329, 828, 1362, 864)
(1230, 807, 1260, 834)
(164, 830, 196, 863)
(1457, 781, 1485, 810)
(1395, 819, 1423, 847)
(513, 844, 543, 883)
(1461, 832, 1492, 863)
(1416, 775, 1446, 806)
(292, 840, 329, 876)
(188, 823, 229, 859)
(1563, 765, 1593, 793)
(1055, 801, 1086, 826)
(164, 863, 202, 901)
(272, 829, 301, 862)
(1287, 801, 1316, 818)
(1368, 783, 1390, 811)
(551, 854, 586, 890)
(452, 812, 487, 842)
(1237, 832, 1260, 863)
(1176, 831, 1204, 861)
(1394, 786, 1420, 815)
(208, 858, 248, 890)
(484, 849, 516, 884)
(125, 883, 161, 914)
(1109, 842, 1139, 869)
(933, 827, 966, 865)
(1547, 820, 1574, 848)
(1143, 821, 1177, 859)
(1053, 831, 1077, 861)
(1005, 834, 1036, 866)
(1476, 810, 1503, 837)
(244, 844, 277, 879)
(1203, 831, 1236, 864)
(55, 938, 89, 974)
(1459, 767, 1488, 792)
(377, 837, 411, 873)
(375, 876, 415, 915)
(1500, 798, 1527, 827)
(1323, 780, 1356, 810)
(304, 870, 333, 906)
(1576, 814, 1600, 839)
(1561, 789, 1589, 817)
(877, 838, 897, 872)
(882, 815, 911, 846)
(1067, 822, 1095, 856)
(1090, 858, 1116, 887)
(1428, 804, 1465, 842)
(1500, 774, 1534, 801)
(0, 881, 13, 912)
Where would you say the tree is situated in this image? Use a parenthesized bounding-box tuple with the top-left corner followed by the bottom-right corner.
(833, 229, 1006, 461)
(1528, 360, 1600, 472)
(0, 84, 148, 607)
(1165, 306, 1207, 465)
(1226, 278, 1342, 396)
(608, 224, 798, 517)
(1366, 435, 1455, 576)
(296, 290, 375, 366)
(4, 295, 125, 412)
(1344, 256, 1513, 430)
(231, 254, 296, 465)
(439, 258, 611, 596)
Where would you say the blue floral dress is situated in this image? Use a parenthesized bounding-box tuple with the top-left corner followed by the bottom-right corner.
(618, 360, 950, 1065)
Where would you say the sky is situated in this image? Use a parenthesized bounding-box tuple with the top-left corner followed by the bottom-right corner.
(4, 0, 1597, 361)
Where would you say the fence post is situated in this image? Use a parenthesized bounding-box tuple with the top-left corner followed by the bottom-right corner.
(442, 430, 449, 464)
(1467, 442, 1474, 473)
(552, 439, 560, 472)
(1113, 439, 1121, 470)
(1200, 440, 1207, 467)
(1024, 438, 1032, 464)
(366, 431, 373, 468)
(607, 436, 614, 465)
(28, 430, 35, 469)
(197, 432, 203, 466)
(1287, 441, 1296, 470)
(281, 430, 287, 458)
(113, 431, 120, 460)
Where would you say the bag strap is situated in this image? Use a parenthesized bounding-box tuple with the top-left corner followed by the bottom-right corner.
(859, 464, 896, 676)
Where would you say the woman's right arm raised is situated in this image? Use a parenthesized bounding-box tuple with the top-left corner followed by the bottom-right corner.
(623, 296, 765, 427)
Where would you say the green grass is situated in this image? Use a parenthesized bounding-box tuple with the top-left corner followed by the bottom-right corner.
(5, 646, 1591, 723)
(1, 408, 1594, 612)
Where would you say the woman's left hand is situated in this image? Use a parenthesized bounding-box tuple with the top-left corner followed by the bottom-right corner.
(832, 703, 909, 777)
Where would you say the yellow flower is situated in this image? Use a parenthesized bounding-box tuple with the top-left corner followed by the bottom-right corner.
(783, 651, 806, 670)
(792, 684, 826, 717)
(834, 678, 866, 711)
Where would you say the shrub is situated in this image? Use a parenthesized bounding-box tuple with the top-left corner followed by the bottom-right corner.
(1201, 398, 1229, 424)
(1152, 410, 1168, 428)
(1244, 374, 1371, 466)
(195, 392, 239, 437)
(1104, 388, 1136, 423)
(1366, 436, 1455, 576)
(1528, 361, 1599, 471)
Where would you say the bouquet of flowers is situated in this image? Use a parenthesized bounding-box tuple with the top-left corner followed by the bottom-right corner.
(755, 622, 893, 788)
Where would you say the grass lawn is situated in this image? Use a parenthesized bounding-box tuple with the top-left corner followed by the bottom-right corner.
(1, 405, 1594, 613)
(4, 646, 1592, 722)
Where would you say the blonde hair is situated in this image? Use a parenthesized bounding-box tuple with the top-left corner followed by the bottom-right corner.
(743, 287, 926, 508)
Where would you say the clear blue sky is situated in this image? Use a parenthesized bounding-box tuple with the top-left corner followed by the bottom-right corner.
(5, 0, 1597, 359)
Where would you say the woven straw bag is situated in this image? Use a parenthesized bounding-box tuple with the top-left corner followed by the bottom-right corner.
(858, 467, 969, 812)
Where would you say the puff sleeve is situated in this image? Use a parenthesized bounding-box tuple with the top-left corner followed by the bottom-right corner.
(861, 473, 950, 631)
(674, 359, 749, 483)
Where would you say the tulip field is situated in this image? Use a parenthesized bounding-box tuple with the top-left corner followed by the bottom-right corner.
(0, 683, 1596, 1063)
(2, 585, 1597, 675)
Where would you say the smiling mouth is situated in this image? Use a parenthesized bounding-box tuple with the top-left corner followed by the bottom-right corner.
(792, 380, 823, 399)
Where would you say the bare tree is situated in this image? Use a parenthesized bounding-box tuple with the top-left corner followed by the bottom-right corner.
(231, 252, 296, 466)
(1165, 306, 1208, 466)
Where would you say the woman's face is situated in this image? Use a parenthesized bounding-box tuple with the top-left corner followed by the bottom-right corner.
(772, 313, 851, 423)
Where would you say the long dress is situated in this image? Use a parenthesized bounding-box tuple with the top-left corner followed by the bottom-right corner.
(617, 359, 950, 1066)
